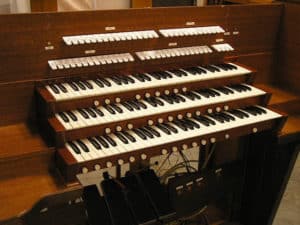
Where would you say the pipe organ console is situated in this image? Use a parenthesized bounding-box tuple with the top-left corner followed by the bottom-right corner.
(36, 23, 285, 183)
(2, 3, 300, 225)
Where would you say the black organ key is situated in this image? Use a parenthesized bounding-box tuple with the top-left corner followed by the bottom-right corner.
(250, 106, 267, 114)
(194, 67, 207, 74)
(133, 129, 147, 140)
(195, 89, 211, 98)
(224, 63, 238, 70)
(242, 108, 258, 116)
(153, 97, 164, 106)
(132, 73, 145, 82)
(82, 80, 93, 89)
(216, 86, 234, 95)
(122, 131, 136, 142)
(49, 84, 60, 94)
(160, 95, 174, 104)
(179, 119, 194, 130)
(156, 124, 171, 135)
(121, 102, 134, 111)
(139, 127, 154, 139)
(125, 75, 135, 83)
(59, 112, 69, 122)
(76, 140, 89, 152)
(68, 141, 81, 154)
(78, 109, 89, 119)
(104, 135, 117, 147)
(172, 120, 188, 131)
(85, 108, 97, 118)
(69, 82, 79, 91)
(97, 77, 111, 87)
(199, 115, 216, 125)
(117, 75, 129, 84)
(129, 100, 141, 110)
(200, 65, 217, 73)
(76, 81, 87, 90)
(66, 111, 78, 121)
(111, 76, 122, 85)
(115, 132, 129, 144)
(215, 64, 229, 71)
(134, 100, 147, 109)
(148, 72, 161, 80)
(88, 137, 102, 150)
(96, 136, 109, 148)
(220, 112, 235, 121)
(105, 105, 116, 114)
(210, 65, 221, 72)
(142, 73, 152, 81)
(144, 98, 157, 107)
(94, 78, 105, 88)
(111, 104, 123, 113)
(184, 118, 200, 129)
(145, 126, 161, 137)
(163, 123, 178, 133)
(93, 108, 104, 117)
(57, 83, 67, 93)
(193, 115, 210, 126)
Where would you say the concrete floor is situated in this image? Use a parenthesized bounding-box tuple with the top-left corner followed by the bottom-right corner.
(273, 153, 300, 225)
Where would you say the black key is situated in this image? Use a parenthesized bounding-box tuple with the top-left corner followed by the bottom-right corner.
(194, 67, 207, 74)
(232, 109, 249, 118)
(82, 80, 93, 89)
(139, 127, 154, 139)
(66, 111, 77, 121)
(171, 120, 188, 131)
(144, 98, 157, 107)
(209, 114, 225, 123)
(125, 75, 135, 83)
(122, 131, 136, 142)
(102, 136, 116, 148)
(105, 105, 116, 114)
(243, 108, 258, 116)
(129, 100, 141, 110)
(174, 94, 186, 102)
(216, 87, 234, 95)
(141, 73, 152, 81)
(193, 115, 210, 126)
(96, 136, 109, 148)
(133, 129, 147, 140)
(78, 109, 89, 119)
(163, 123, 178, 133)
(144, 126, 161, 137)
(156, 124, 171, 135)
(160, 95, 174, 104)
(115, 132, 129, 144)
(88, 137, 101, 150)
(169, 70, 182, 77)
(86, 108, 97, 118)
(68, 141, 80, 154)
(98, 77, 111, 87)
(77, 81, 87, 90)
(184, 67, 198, 75)
(161, 71, 173, 78)
(180, 119, 194, 130)
(111, 104, 123, 113)
(169, 94, 180, 103)
(49, 84, 60, 94)
(250, 106, 267, 114)
(94, 79, 104, 88)
(184, 118, 200, 129)
(134, 100, 147, 109)
(69, 82, 79, 91)
(121, 102, 134, 111)
(196, 115, 216, 125)
(195, 89, 211, 98)
(210, 65, 221, 72)
(208, 89, 221, 96)
(148, 72, 161, 80)
(200, 65, 217, 73)
(57, 83, 67, 93)
(110, 76, 122, 85)
(224, 63, 237, 70)
(59, 112, 69, 122)
(133, 73, 145, 82)
(77, 140, 89, 152)
(215, 64, 229, 71)
(182, 92, 195, 101)
(153, 97, 164, 106)
(220, 112, 235, 121)
(93, 108, 104, 117)
(117, 75, 129, 84)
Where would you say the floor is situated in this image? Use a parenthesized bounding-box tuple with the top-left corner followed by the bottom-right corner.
(273, 152, 300, 225)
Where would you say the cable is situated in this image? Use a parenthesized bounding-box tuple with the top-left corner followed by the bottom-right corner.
(201, 143, 216, 170)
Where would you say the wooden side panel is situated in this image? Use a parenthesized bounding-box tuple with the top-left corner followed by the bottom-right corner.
(31, 0, 58, 12)
(276, 3, 300, 94)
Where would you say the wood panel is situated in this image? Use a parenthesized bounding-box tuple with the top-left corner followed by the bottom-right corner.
(31, 0, 57, 12)
(131, 0, 152, 8)
(276, 3, 300, 94)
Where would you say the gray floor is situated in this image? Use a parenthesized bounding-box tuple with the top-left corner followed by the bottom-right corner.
(273, 153, 300, 225)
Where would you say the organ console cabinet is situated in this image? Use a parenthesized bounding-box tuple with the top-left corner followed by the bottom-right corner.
(0, 2, 300, 225)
